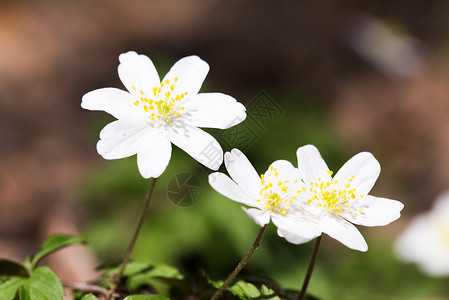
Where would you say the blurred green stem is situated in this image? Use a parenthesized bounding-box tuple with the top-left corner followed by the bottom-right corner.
(298, 234, 322, 300)
(211, 225, 267, 300)
(108, 177, 158, 300)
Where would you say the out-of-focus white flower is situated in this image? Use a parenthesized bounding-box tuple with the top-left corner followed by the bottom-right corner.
(395, 192, 449, 276)
(82, 51, 246, 178)
(208, 149, 321, 244)
(296, 145, 404, 252)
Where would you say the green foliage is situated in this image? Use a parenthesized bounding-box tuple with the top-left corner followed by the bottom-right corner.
(0, 267, 64, 300)
(0, 277, 27, 300)
(30, 234, 88, 268)
(0, 234, 86, 300)
(25, 267, 65, 299)
(91, 261, 185, 295)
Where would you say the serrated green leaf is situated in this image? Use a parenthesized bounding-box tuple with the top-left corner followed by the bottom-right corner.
(0, 277, 26, 300)
(0, 259, 29, 277)
(123, 296, 169, 300)
(31, 234, 88, 267)
(80, 294, 98, 300)
(28, 266, 65, 299)
(228, 280, 260, 299)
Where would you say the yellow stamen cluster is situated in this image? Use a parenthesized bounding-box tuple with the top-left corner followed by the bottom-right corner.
(132, 77, 186, 122)
(307, 170, 363, 216)
(256, 165, 301, 215)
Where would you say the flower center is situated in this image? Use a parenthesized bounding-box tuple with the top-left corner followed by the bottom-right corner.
(132, 77, 186, 123)
(256, 165, 301, 215)
(307, 169, 363, 216)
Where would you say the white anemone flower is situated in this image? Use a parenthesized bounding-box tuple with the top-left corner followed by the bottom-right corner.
(395, 191, 449, 276)
(208, 149, 321, 244)
(82, 51, 246, 178)
(296, 145, 404, 251)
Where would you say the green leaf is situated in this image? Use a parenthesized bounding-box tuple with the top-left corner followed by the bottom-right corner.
(123, 296, 169, 300)
(122, 261, 153, 277)
(0, 259, 29, 277)
(127, 263, 184, 292)
(260, 285, 281, 300)
(31, 234, 87, 267)
(228, 280, 260, 299)
(80, 294, 98, 300)
(28, 266, 65, 299)
(18, 282, 31, 300)
(0, 277, 26, 300)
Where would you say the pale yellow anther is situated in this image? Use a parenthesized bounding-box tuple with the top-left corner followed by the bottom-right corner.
(132, 86, 137, 90)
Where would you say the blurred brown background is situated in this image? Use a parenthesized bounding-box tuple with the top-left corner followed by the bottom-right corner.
(1, 0, 449, 295)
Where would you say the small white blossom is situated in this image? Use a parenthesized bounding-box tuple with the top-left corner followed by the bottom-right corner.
(395, 191, 449, 276)
(209, 149, 321, 244)
(296, 145, 404, 251)
(82, 51, 246, 178)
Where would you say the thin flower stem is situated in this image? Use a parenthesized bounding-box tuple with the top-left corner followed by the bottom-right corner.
(298, 234, 323, 300)
(108, 177, 158, 300)
(211, 225, 267, 300)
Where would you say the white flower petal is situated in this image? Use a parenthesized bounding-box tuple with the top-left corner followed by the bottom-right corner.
(224, 149, 261, 197)
(297, 145, 331, 184)
(208, 172, 256, 206)
(162, 55, 209, 97)
(136, 132, 172, 178)
(343, 195, 404, 227)
(242, 207, 271, 227)
(81, 88, 145, 120)
(433, 191, 449, 216)
(97, 119, 150, 159)
(334, 152, 380, 195)
(271, 214, 321, 244)
(267, 160, 299, 183)
(170, 124, 222, 170)
(394, 214, 432, 263)
(394, 193, 449, 277)
(118, 51, 160, 97)
(182, 93, 246, 129)
(321, 215, 368, 251)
